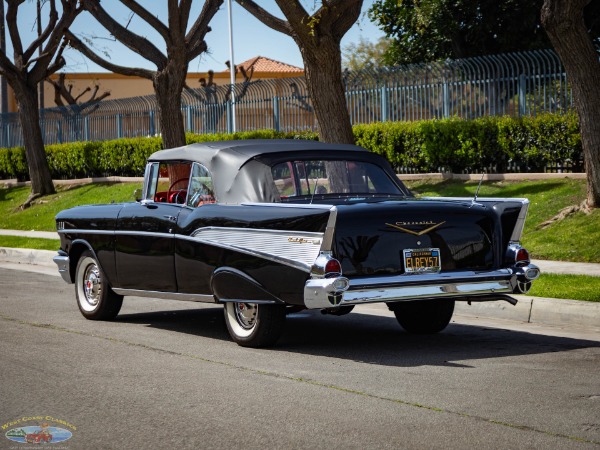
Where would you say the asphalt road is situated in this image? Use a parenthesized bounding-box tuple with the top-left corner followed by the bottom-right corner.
(1, 265, 599, 449)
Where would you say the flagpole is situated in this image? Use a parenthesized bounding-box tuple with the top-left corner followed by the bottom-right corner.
(227, 0, 236, 132)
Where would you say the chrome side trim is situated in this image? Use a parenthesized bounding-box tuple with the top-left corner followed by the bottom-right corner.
(188, 227, 324, 272)
(58, 229, 173, 239)
(424, 197, 530, 203)
(117, 231, 174, 238)
(321, 206, 338, 252)
(111, 288, 216, 303)
(58, 229, 115, 235)
(241, 202, 335, 210)
(510, 199, 530, 243)
(241, 203, 338, 253)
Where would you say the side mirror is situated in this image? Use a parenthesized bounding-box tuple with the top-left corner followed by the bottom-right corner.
(133, 188, 143, 202)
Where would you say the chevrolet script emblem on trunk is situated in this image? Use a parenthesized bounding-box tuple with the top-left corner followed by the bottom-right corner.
(385, 221, 446, 236)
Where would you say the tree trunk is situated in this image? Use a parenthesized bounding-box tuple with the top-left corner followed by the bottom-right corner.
(13, 81, 55, 199)
(154, 63, 187, 150)
(153, 62, 190, 184)
(301, 38, 354, 144)
(542, 0, 600, 208)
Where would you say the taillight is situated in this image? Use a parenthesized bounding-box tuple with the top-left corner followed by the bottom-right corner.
(311, 253, 343, 279)
(325, 258, 341, 276)
(516, 248, 530, 263)
(506, 244, 531, 267)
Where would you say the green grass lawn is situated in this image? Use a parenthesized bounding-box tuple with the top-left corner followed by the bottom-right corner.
(528, 273, 600, 302)
(0, 235, 60, 251)
(0, 182, 141, 231)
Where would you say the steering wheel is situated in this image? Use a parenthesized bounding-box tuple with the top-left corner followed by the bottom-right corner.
(167, 177, 189, 204)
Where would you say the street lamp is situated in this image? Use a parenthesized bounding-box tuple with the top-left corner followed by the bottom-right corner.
(227, 0, 236, 132)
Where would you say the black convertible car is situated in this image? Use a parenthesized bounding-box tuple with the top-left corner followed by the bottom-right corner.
(54, 139, 540, 347)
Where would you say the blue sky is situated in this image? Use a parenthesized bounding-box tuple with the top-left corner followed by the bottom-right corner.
(10, 1, 384, 74)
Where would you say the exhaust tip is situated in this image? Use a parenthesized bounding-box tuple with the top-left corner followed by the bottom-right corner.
(525, 267, 540, 281)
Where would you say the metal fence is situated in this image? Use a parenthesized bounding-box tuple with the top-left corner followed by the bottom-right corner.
(0, 49, 574, 148)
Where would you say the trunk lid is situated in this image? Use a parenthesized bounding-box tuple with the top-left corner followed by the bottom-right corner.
(333, 199, 501, 277)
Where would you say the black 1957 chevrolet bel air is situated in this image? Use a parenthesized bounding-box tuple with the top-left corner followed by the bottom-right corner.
(53, 139, 540, 347)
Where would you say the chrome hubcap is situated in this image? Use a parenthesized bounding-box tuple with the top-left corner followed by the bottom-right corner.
(83, 264, 101, 307)
(234, 303, 258, 330)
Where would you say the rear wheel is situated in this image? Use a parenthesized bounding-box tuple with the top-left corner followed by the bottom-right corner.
(224, 302, 286, 347)
(389, 299, 454, 334)
(75, 250, 123, 320)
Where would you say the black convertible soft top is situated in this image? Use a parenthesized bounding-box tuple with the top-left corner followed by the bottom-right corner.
(148, 139, 403, 204)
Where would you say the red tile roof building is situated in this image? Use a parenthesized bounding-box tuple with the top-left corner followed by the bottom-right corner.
(223, 56, 304, 75)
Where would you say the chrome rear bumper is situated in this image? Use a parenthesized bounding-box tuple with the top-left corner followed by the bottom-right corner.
(303, 266, 540, 309)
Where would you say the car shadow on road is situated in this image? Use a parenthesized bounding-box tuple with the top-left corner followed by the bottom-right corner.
(115, 305, 600, 368)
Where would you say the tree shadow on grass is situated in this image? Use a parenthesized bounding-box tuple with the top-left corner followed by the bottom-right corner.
(412, 180, 568, 199)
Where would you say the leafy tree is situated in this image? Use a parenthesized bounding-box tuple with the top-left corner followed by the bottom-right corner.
(542, 0, 600, 208)
(369, 0, 552, 65)
(342, 36, 390, 71)
(236, 0, 363, 144)
(0, 0, 82, 205)
(66, 0, 223, 150)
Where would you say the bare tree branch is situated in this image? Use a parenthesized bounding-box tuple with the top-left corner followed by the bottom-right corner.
(235, 1, 293, 36)
(0, 50, 18, 79)
(83, 0, 167, 68)
(185, 0, 221, 60)
(178, 0, 194, 35)
(65, 30, 154, 79)
(0, 0, 83, 198)
(23, 0, 58, 62)
(6, 0, 25, 58)
(187, 39, 208, 63)
(30, 0, 82, 82)
(120, 0, 170, 41)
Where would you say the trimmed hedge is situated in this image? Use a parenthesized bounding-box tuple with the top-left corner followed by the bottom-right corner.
(0, 130, 317, 181)
(354, 113, 582, 173)
(0, 114, 581, 180)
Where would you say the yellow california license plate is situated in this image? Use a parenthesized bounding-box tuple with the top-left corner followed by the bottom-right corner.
(403, 248, 441, 274)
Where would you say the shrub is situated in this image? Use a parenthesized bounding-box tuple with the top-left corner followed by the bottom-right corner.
(355, 113, 581, 173)
(0, 113, 582, 180)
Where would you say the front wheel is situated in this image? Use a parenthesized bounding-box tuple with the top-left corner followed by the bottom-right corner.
(389, 299, 455, 334)
(224, 302, 286, 347)
(75, 250, 123, 320)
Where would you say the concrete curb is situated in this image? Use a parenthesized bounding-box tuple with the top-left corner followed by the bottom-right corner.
(1, 246, 598, 331)
(454, 297, 600, 330)
(397, 172, 587, 181)
(0, 247, 56, 267)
